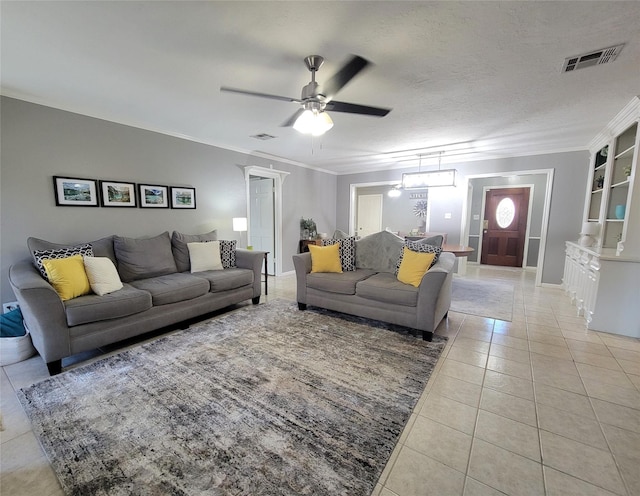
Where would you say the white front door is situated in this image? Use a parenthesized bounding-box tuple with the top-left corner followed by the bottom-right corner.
(357, 194, 383, 237)
(249, 177, 275, 274)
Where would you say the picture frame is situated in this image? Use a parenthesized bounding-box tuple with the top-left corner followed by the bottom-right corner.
(53, 176, 99, 207)
(170, 187, 196, 209)
(139, 184, 169, 208)
(99, 180, 137, 208)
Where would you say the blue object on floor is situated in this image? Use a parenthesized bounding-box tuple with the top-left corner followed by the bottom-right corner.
(0, 308, 26, 337)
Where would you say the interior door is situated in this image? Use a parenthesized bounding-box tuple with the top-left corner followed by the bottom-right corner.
(249, 176, 275, 274)
(357, 194, 383, 237)
(481, 187, 530, 267)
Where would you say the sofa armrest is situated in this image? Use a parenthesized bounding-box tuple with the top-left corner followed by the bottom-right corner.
(8, 261, 71, 364)
(416, 252, 455, 333)
(235, 249, 266, 298)
(292, 253, 312, 304)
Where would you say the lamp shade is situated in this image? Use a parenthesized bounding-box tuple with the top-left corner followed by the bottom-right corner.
(232, 217, 247, 232)
(293, 110, 334, 136)
(581, 222, 599, 235)
(402, 169, 457, 188)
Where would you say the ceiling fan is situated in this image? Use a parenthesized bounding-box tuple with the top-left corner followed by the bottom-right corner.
(220, 55, 391, 136)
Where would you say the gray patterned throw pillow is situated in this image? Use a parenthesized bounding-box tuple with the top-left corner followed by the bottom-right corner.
(33, 244, 94, 280)
(321, 237, 356, 271)
(394, 240, 442, 275)
(219, 240, 237, 268)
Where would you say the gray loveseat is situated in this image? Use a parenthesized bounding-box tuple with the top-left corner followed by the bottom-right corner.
(9, 231, 265, 375)
(293, 230, 455, 341)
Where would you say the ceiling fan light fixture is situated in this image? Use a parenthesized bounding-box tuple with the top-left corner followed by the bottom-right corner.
(293, 109, 333, 136)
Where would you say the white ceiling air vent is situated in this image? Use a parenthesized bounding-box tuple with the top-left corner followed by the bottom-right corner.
(250, 133, 277, 140)
(562, 44, 624, 73)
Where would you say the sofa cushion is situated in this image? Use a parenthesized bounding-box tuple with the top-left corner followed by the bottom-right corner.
(28, 236, 116, 266)
(83, 256, 123, 296)
(192, 268, 254, 293)
(130, 273, 209, 306)
(188, 241, 223, 272)
(355, 231, 404, 272)
(32, 243, 94, 279)
(171, 229, 218, 272)
(307, 269, 376, 295)
(114, 232, 177, 282)
(356, 272, 419, 307)
(42, 255, 92, 301)
(321, 237, 356, 271)
(309, 244, 343, 273)
(64, 284, 153, 327)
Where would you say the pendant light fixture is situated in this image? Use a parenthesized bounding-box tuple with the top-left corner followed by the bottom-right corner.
(402, 152, 457, 189)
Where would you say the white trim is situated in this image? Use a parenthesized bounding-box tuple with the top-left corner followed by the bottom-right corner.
(244, 166, 289, 277)
(540, 282, 563, 289)
(588, 96, 640, 153)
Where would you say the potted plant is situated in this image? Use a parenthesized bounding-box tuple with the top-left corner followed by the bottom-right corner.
(595, 175, 604, 189)
(300, 218, 317, 239)
(623, 165, 632, 178)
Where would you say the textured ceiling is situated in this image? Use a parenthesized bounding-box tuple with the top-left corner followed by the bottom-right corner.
(2, 1, 640, 174)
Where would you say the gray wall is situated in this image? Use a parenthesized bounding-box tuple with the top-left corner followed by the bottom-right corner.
(337, 152, 589, 284)
(1, 97, 336, 302)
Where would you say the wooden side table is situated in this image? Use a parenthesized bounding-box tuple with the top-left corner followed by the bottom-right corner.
(263, 252, 270, 295)
(299, 239, 322, 253)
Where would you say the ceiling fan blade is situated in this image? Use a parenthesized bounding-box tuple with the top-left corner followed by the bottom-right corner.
(282, 108, 305, 127)
(325, 100, 391, 117)
(322, 55, 370, 100)
(220, 86, 301, 103)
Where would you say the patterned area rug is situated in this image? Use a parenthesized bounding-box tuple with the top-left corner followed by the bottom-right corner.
(18, 300, 446, 496)
(450, 276, 515, 321)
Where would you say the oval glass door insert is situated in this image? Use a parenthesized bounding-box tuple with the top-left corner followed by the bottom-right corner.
(496, 198, 515, 228)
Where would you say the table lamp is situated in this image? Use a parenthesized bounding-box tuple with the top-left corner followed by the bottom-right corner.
(233, 217, 247, 248)
(579, 222, 599, 247)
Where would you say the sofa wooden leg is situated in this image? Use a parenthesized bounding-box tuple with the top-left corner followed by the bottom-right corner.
(252, 296, 260, 304)
(298, 302, 307, 310)
(422, 331, 433, 342)
(47, 359, 62, 376)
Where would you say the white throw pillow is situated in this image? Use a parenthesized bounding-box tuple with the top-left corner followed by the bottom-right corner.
(187, 241, 223, 272)
(82, 256, 123, 296)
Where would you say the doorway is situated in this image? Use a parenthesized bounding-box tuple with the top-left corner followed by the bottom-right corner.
(356, 194, 383, 237)
(249, 176, 275, 275)
(244, 165, 289, 277)
(480, 187, 530, 267)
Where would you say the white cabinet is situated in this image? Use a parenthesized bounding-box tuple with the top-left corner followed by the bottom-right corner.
(583, 97, 640, 254)
(563, 97, 640, 339)
(564, 242, 640, 338)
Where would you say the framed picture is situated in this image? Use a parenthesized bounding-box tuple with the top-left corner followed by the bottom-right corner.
(170, 187, 196, 209)
(139, 184, 169, 208)
(53, 176, 99, 207)
(99, 180, 137, 207)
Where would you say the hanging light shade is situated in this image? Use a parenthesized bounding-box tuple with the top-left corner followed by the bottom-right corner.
(293, 110, 334, 136)
(402, 169, 457, 188)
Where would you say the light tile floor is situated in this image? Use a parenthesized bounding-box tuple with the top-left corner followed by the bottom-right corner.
(1, 266, 639, 496)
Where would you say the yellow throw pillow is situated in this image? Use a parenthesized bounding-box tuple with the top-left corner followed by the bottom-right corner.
(397, 247, 436, 287)
(309, 243, 343, 273)
(42, 254, 92, 301)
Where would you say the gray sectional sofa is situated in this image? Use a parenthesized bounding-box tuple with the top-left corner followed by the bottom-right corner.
(293, 230, 455, 341)
(8, 231, 265, 375)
